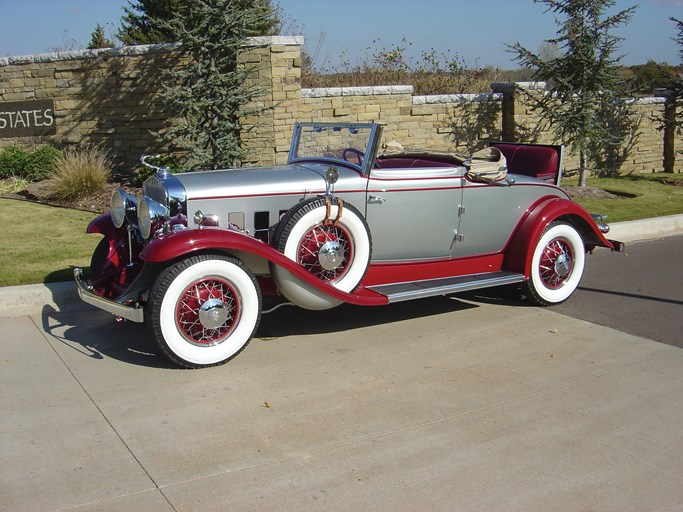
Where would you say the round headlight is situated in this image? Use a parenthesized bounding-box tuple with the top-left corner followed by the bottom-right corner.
(138, 196, 169, 239)
(110, 189, 138, 229)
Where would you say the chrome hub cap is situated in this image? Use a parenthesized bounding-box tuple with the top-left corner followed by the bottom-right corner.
(318, 240, 344, 270)
(198, 298, 229, 329)
(554, 253, 572, 278)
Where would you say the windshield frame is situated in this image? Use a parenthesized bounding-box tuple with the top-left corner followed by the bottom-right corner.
(288, 122, 383, 176)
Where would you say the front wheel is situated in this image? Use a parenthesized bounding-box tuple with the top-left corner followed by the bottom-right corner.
(523, 221, 585, 306)
(149, 254, 261, 369)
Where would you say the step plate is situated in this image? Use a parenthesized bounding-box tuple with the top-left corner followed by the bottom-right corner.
(368, 271, 526, 303)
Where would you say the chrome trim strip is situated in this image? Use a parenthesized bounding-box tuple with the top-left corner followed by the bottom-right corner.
(368, 271, 526, 303)
(73, 268, 145, 323)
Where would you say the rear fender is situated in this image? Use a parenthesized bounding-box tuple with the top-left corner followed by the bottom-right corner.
(141, 228, 387, 307)
(504, 197, 617, 277)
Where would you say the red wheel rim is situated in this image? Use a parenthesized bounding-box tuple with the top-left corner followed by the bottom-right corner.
(297, 223, 352, 282)
(175, 278, 239, 345)
(539, 238, 574, 289)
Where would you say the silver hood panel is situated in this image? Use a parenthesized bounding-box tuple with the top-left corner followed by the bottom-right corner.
(174, 163, 357, 200)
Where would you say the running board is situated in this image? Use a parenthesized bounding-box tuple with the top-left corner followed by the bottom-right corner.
(367, 271, 526, 303)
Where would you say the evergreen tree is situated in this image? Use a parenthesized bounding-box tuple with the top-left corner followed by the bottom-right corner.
(675, 18, 683, 61)
(117, 0, 279, 45)
(87, 23, 116, 49)
(117, 0, 183, 45)
(159, 0, 276, 170)
(670, 18, 683, 135)
(508, 0, 638, 186)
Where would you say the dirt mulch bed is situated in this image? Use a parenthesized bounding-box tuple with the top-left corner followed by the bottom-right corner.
(0, 178, 140, 214)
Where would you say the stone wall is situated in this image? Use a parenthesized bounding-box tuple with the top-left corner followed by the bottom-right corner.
(1, 37, 680, 176)
(491, 82, 675, 175)
(0, 44, 183, 172)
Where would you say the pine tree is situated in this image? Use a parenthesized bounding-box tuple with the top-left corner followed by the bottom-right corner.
(117, 0, 279, 45)
(159, 0, 276, 170)
(508, 0, 638, 186)
(670, 18, 683, 135)
(117, 0, 183, 45)
(87, 24, 116, 49)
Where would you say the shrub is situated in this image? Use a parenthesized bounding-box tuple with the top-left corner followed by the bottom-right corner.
(49, 146, 112, 201)
(0, 146, 30, 179)
(0, 145, 63, 181)
(25, 146, 63, 182)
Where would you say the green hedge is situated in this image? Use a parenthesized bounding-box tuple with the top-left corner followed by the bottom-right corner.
(0, 145, 63, 181)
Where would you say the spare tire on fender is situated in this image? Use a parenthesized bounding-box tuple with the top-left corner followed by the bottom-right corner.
(271, 196, 372, 309)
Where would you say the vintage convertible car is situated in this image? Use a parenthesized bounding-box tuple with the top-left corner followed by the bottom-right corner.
(74, 122, 623, 368)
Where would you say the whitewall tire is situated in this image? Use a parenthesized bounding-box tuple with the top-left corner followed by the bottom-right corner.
(149, 254, 261, 368)
(523, 221, 585, 306)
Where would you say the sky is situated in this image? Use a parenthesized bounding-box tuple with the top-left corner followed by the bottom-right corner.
(0, 0, 681, 69)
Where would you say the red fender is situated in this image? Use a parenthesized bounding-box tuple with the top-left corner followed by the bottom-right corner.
(85, 213, 132, 288)
(140, 227, 388, 306)
(86, 213, 118, 238)
(503, 196, 617, 277)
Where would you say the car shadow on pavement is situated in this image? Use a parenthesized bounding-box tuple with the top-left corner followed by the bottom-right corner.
(451, 284, 529, 308)
(40, 304, 174, 368)
(257, 295, 479, 338)
(38, 293, 490, 368)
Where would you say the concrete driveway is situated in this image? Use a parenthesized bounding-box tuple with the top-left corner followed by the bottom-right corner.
(2, 293, 682, 511)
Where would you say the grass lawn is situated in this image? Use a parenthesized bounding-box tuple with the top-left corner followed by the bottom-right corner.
(567, 173, 683, 222)
(0, 198, 99, 287)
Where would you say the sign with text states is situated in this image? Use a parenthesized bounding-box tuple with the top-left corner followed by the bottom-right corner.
(0, 99, 56, 137)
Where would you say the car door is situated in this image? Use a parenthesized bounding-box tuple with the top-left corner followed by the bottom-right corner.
(365, 166, 464, 262)
(452, 178, 556, 258)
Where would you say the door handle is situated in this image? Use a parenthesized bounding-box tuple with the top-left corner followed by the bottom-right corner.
(368, 195, 386, 204)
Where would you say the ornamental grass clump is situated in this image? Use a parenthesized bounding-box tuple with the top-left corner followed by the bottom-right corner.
(0, 176, 29, 194)
(50, 145, 112, 201)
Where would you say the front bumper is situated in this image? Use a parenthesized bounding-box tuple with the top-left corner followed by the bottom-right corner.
(74, 268, 145, 323)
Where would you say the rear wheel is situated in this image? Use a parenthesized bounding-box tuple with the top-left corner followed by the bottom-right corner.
(149, 254, 261, 368)
(523, 221, 585, 306)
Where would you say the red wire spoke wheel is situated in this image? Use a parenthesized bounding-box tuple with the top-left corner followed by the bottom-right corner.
(538, 238, 574, 289)
(524, 221, 585, 306)
(297, 222, 353, 282)
(175, 277, 239, 345)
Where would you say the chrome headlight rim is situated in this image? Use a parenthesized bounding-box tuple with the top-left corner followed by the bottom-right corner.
(138, 195, 170, 240)
(110, 189, 138, 229)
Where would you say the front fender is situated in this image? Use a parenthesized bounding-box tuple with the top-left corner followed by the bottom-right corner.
(86, 213, 118, 238)
(141, 228, 387, 307)
(503, 197, 617, 277)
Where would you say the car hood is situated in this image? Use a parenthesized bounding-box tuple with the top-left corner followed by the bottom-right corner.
(174, 163, 351, 200)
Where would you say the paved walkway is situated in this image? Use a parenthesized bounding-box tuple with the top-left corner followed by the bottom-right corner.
(2, 297, 683, 511)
